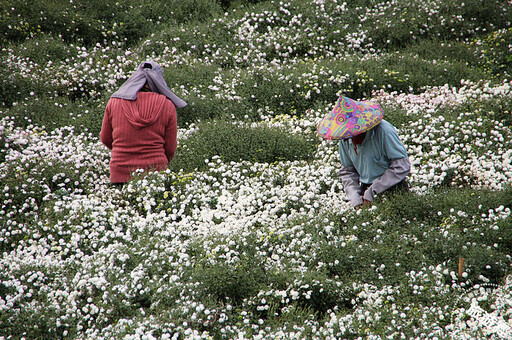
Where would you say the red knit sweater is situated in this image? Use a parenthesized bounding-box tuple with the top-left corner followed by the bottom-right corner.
(100, 92, 177, 183)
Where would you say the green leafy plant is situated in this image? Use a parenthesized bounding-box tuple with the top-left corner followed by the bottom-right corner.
(170, 118, 318, 172)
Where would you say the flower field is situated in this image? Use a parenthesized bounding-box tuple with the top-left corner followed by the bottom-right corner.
(1, 0, 512, 338)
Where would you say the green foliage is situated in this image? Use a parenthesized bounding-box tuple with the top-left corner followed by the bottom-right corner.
(167, 49, 488, 126)
(137, 20, 234, 64)
(2, 0, 507, 122)
(170, 119, 318, 173)
(311, 186, 512, 288)
(0, 0, 44, 43)
(4, 96, 104, 135)
(0, 154, 93, 253)
(381, 187, 512, 285)
(379, 104, 410, 128)
(0, 267, 72, 338)
(6, 33, 76, 66)
(162, 63, 237, 124)
(160, 0, 223, 24)
(378, 53, 485, 93)
(217, 0, 267, 10)
(188, 234, 269, 304)
(0, 0, 98, 45)
(0, 0, 222, 47)
(474, 28, 512, 78)
(358, 0, 512, 51)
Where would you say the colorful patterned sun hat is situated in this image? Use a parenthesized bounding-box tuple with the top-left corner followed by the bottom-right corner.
(317, 96, 384, 140)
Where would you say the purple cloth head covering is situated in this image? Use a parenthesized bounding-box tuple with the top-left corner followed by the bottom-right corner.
(111, 61, 187, 108)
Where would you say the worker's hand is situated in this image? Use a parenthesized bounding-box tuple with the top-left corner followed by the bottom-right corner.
(355, 198, 372, 209)
(363, 199, 371, 206)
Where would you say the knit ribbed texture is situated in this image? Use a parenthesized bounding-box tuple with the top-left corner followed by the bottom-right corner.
(100, 92, 177, 183)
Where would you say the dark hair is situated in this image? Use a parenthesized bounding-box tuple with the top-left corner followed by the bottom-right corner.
(143, 63, 152, 69)
(140, 81, 152, 92)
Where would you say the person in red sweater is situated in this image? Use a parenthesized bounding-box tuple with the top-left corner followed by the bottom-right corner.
(100, 61, 187, 184)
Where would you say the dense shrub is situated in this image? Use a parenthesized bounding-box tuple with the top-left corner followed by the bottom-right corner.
(6, 33, 78, 66)
(0, 0, 223, 47)
(358, 0, 512, 51)
(474, 28, 512, 78)
(382, 187, 512, 284)
(2, 0, 508, 124)
(4, 96, 105, 135)
(188, 233, 269, 304)
(0, 63, 33, 107)
(0, 0, 99, 45)
(170, 118, 318, 173)
(314, 186, 512, 289)
(168, 50, 488, 126)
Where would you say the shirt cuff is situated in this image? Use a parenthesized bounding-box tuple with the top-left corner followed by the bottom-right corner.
(363, 188, 375, 202)
(348, 192, 364, 207)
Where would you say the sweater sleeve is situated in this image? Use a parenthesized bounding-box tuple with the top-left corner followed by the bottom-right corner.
(100, 102, 113, 150)
(339, 166, 364, 207)
(363, 157, 411, 201)
(164, 102, 178, 162)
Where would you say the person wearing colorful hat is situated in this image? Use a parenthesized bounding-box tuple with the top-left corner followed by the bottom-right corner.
(317, 96, 411, 208)
(100, 61, 187, 185)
